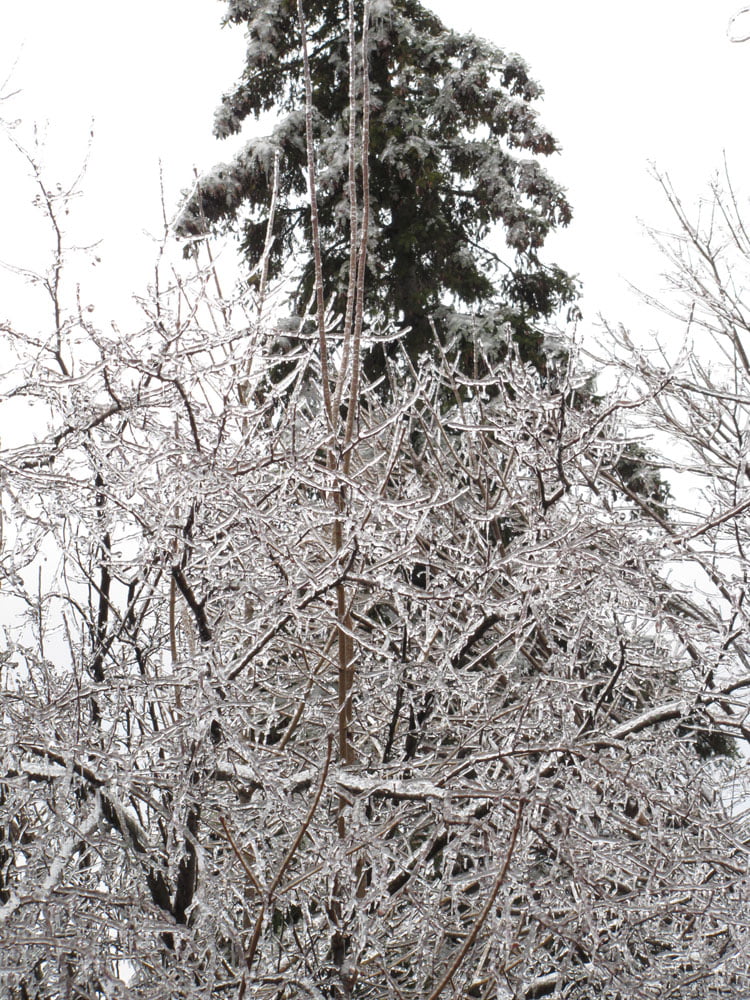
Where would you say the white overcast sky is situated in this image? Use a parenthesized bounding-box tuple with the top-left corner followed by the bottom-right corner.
(1, 0, 750, 339)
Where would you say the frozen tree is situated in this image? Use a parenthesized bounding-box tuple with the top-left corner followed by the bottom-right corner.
(2, 9, 750, 998)
(2, 111, 750, 1000)
(609, 168, 750, 754)
(175, 0, 577, 378)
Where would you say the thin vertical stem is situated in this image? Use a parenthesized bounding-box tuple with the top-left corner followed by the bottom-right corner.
(343, 0, 371, 474)
(257, 149, 281, 325)
(297, 0, 335, 432)
(334, 0, 362, 415)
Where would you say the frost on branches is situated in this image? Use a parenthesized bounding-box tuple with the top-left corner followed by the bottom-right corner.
(0, 218, 749, 997)
(2, 8, 750, 996)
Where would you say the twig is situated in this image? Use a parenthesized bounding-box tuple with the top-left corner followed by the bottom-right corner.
(269, 734, 333, 895)
(219, 816, 264, 895)
(424, 799, 525, 1000)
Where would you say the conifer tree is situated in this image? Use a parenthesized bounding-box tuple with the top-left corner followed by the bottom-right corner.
(176, 0, 577, 375)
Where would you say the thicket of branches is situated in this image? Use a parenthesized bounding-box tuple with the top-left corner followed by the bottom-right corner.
(1, 6, 750, 1000)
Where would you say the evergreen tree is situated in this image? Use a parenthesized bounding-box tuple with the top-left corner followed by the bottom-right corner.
(176, 0, 577, 375)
